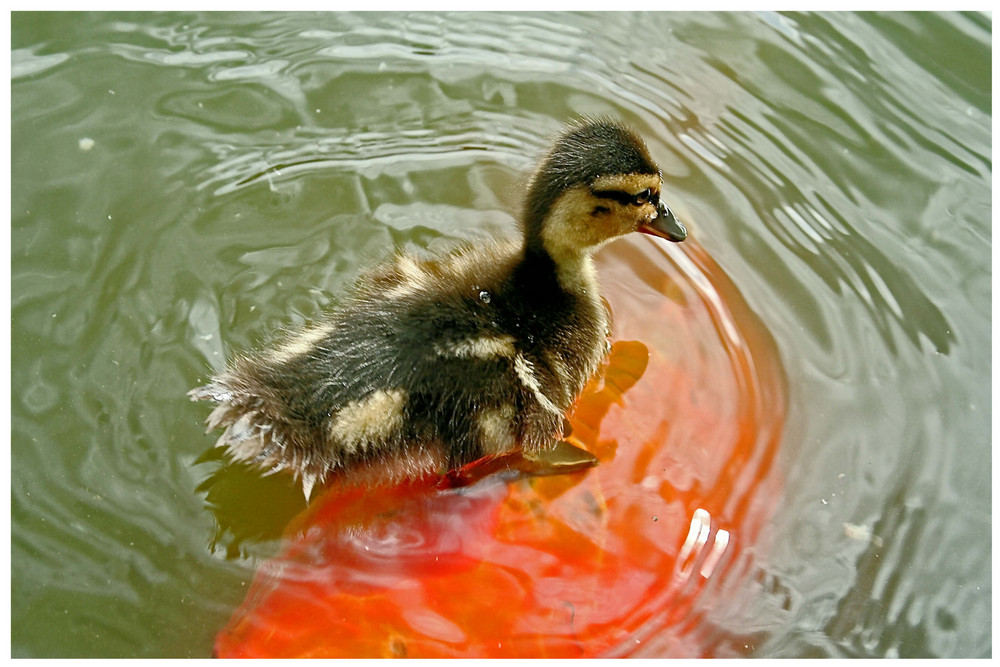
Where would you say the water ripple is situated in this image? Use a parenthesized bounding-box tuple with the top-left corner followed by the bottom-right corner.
(11, 10, 990, 658)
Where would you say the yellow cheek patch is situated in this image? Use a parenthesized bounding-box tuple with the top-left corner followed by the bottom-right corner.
(591, 173, 662, 195)
(543, 186, 613, 252)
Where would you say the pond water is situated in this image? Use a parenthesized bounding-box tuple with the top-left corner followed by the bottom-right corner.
(11, 11, 990, 658)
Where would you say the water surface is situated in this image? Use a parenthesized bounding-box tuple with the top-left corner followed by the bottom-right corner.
(11, 11, 990, 657)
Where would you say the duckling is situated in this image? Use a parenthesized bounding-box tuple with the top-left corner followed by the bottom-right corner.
(190, 118, 687, 498)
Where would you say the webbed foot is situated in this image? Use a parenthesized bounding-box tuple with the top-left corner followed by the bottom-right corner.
(518, 440, 598, 476)
(441, 440, 598, 489)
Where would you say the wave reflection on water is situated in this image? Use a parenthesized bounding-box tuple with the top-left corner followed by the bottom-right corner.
(11, 11, 990, 658)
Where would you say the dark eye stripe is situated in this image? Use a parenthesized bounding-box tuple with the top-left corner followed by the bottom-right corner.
(592, 190, 634, 205)
(592, 189, 659, 206)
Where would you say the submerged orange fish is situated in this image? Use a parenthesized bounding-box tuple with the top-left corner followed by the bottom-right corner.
(214, 236, 786, 658)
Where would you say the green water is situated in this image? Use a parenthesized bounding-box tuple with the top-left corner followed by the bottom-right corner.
(11, 11, 990, 657)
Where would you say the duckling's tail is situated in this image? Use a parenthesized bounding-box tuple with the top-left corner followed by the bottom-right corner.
(188, 382, 322, 500)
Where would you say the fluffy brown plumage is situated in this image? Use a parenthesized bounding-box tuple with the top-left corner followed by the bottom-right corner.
(190, 118, 687, 497)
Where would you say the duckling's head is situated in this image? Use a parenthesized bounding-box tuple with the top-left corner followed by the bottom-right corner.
(524, 119, 687, 261)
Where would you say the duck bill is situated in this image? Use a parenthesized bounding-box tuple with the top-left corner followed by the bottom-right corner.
(639, 201, 688, 242)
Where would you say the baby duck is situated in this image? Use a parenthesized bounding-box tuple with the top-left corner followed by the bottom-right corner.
(190, 118, 687, 497)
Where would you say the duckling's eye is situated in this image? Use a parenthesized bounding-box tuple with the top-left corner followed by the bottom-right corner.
(632, 189, 652, 206)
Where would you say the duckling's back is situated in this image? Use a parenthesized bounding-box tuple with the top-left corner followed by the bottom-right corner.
(191, 240, 609, 494)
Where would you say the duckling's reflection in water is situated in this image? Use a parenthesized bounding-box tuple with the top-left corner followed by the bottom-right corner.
(190, 118, 683, 509)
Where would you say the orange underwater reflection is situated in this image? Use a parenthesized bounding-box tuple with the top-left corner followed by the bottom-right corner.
(215, 236, 787, 658)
